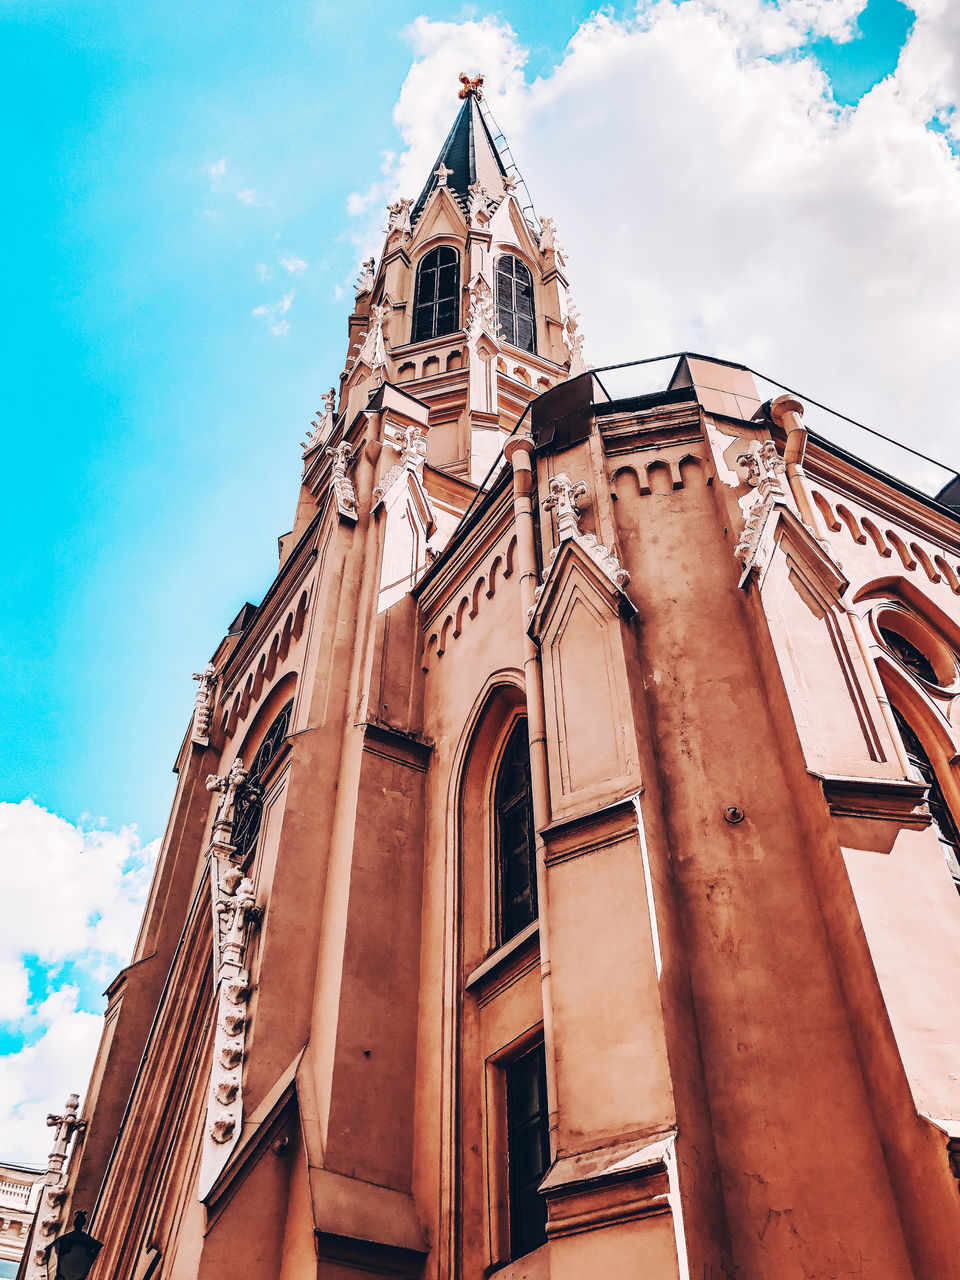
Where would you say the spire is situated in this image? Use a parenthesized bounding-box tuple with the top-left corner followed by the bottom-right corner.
(410, 74, 509, 225)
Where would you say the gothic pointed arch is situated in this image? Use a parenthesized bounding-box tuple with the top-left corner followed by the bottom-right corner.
(231, 678, 296, 867)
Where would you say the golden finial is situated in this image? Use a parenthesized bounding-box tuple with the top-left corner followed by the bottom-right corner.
(458, 73, 484, 101)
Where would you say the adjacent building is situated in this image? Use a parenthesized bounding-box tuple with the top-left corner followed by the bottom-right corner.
(35, 77, 960, 1278)
(0, 1162, 42, 1279)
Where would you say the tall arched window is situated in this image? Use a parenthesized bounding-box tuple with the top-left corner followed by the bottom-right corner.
(233, 699, 294, 866)
(892, 706, 960, 891)
(496, 255, 536, 353)
(412, 246, 460, 343)
(495, 719, 538, 941)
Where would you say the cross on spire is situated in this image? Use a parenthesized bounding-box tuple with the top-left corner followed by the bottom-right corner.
(458, 72, 484, 100)
(434, 161, 452, 187)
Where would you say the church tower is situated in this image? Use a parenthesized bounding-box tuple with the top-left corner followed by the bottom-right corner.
(34, 76, 960, 1280)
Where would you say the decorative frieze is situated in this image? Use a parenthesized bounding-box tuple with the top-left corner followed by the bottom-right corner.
(372, 423, 428, 506)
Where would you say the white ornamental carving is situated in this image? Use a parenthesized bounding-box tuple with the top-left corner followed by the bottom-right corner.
(531, 473, 630, 616)
(191, 663, 217, 746)
(467, 180, 490, 226)
(372, 424, 428, 505)
(733, 439, 827, 573)
(386, 197, 413, 237)
(326, 441, 359, 521)
(206, 758, 250, 845)
(465, 273, 500, 346)
(354, 257, 375, 297)
(348, 302, 389, 384)
(433, 161, 452, 187)
(301, 387, 336, 456)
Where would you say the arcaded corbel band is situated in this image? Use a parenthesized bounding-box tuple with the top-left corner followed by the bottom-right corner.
(768, 394, 825, 538)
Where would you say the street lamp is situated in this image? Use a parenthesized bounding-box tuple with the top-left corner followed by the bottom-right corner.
(43, 1211, 103, 1280)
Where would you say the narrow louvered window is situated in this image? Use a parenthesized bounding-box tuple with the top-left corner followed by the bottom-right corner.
(496, 720, 538, 942)
(496, 255, 536, 353)
(506, 1043, 550, 1258)
(232, 699, 293, 866)
(412, 246, 460, 342)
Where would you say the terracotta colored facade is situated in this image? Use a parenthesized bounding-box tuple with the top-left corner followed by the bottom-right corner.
(37, 86, 960, 1279)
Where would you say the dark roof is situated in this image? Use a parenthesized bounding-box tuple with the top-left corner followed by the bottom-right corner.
(410, 95, 509, 225)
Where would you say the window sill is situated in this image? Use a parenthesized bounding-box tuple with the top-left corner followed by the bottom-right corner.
(464, 920, 540, 992)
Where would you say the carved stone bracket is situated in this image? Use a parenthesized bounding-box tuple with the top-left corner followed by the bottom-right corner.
(191, 663, 217, 747)
(325, 441, 359, 522)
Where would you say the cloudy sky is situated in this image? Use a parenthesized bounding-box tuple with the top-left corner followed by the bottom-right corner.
(2, 0, 957, 1163)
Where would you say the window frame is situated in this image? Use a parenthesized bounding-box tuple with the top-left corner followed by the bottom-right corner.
(503, 1040, 551, 1261)
(411, 245, 461, 344)
(495, 253, 537, 355)
(493, 717, 539, 946)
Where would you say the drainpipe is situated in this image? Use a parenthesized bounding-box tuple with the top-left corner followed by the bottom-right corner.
(503, 434, 561, 1153)
(769, 395, 826, 538)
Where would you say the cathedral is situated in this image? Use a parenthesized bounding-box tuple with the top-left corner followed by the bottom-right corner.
(24, 76, 960, 1279)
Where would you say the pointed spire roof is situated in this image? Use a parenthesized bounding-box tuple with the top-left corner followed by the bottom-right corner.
(411, 84, 510, 225)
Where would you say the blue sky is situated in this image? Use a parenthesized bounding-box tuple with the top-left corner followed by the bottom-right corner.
(4, 0, 958, 1161)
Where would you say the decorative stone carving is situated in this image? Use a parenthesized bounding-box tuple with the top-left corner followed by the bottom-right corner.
(733, 439, 826, 576)
(206, 758, 250, 844)
(191, 663, 217, 746)
(539, 216, 558, 253)
(386, 197, 412, 237)
(301, 387, 337, 456)
(198, 835, 259, 1193)
(561, 289, 588, 376)
(22, 1094, 87, 1279)
(531, 473, 630, 616)
(434, 161, 452, 187)
(354, 257, 375, 298)
(372, 424, 428, 505)
(467, 180, 490, 226)
(465, 273, 500, 346)
(348, 302, 389, 385)
(325, 440, 359, 521)
(544, 473, 588, 540)
(502, 172, 518, 195)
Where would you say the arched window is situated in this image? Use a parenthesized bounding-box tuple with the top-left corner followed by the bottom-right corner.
(496, 255, 536, 353)
(412, 246, 460, 343)
(233, 699, 294, 866)
(892, 706, 960, 891)
(495, 719, 538, 941)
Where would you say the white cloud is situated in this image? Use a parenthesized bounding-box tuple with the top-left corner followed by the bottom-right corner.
(237, 187, 269, 206)
(205, 157, 227, 180)
(256, 262, 273, 281)
(279, 255, 308, 275)
(252, 290, 296, 336)
(358, 3, 960, 485)
(0, 801, 156, 1163)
